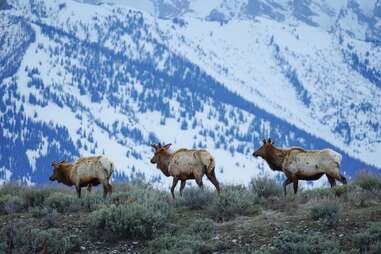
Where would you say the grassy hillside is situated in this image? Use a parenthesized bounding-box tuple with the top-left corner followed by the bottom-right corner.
(1, 173, 381, 253)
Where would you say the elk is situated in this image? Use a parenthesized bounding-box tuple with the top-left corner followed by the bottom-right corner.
(253, 139, 347, 195)
(150, 143, 220, 199)
(49, 156, 113, 198)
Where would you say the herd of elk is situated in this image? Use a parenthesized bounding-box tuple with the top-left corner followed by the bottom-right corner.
(49, 139, 347, 198)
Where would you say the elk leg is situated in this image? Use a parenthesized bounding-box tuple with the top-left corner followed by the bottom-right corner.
(75, 186, 81, 198)
(282, 178, 292, 196)
(171, 177, 179, 200)
(293, 179, 299, 194)
(108, 183, 113, 196)
(338, 174, 347, 185)
(102, 181, 110, 199)
(180, 180, 186, 197)
(87, 184, 92, 192)
(195, 176, 203, 189)
(207, 170, 220, 193)
(326, 175, 336, 188)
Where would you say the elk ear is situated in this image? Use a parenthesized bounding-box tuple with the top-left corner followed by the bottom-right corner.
(151, 144, 158, 150)
(163, 143, 172, 149)
(262, 139, 266, 144)
(267, 138, 272, 144)
(51, 161, 56, 167)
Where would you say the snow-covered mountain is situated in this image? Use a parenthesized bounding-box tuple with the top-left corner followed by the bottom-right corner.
(1, 0, 380, 187)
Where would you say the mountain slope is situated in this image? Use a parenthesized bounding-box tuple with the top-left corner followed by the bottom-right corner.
(0, 0, 380, 187)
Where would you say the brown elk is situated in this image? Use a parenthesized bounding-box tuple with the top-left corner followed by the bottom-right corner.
(49, 156, 113, 198)
(150, 143, 220, 199)
(253, 139, 347, 195)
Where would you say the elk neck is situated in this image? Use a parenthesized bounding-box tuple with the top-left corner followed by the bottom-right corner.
(157, 151, 173, 177)
(57, 164, 74, 186)
(263, 146, 288, 172)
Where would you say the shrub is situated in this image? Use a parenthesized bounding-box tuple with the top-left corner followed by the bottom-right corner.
(79, 195, 105, 211)
(272, 230, 338, 254)
(309, 202, 339, 226)
(0, 194, 26, 214)
(332, 184, 354, 197)
(187, 218, 215, 240)
(253, 249, 273, 254)
(20, 187, 64, 207)
(88, 202, 172, 240)
(370, 241, 381, 254)
(0, 223, 79, 254)
(302, 187, 334, 201)
(44, 192, 80, 212)
(111, 185, 171, 209)
(368, 222, 381, 240)
(352, 222, 381, 253)
(22, 188, 53, 208)
(208, 185, 259, 221)
(29, 206, 49, 218)
(250, 176, 282, 198)
(355, 172, 381, 192)
(148, 233, 213, 254)
(42, 208, 59, 227)
(112, 182, 132, 193)
(352, 231, 372, 252)
(0, 183, 27, 196)
(346, 186, 372, 207)
(111, 191, 135, 205)
(29, 228, 80, 253)
(43, 190, 104, 212)
(180, 187, 216, 209)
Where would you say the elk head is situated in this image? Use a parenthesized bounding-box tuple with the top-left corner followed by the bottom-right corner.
(150, 143, 172, 164)
(252, 138, 274, 158)
(49, 160, 66, 181)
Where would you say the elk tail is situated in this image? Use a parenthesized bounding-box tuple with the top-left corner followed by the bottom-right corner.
(108, 161, 114, 179)
(194, 151, 215, 174)
(101, 159, 113, 180)
(206, 157, 215, 175)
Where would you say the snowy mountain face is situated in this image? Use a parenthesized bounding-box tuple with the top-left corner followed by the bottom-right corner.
(0, 0, 380, 188)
